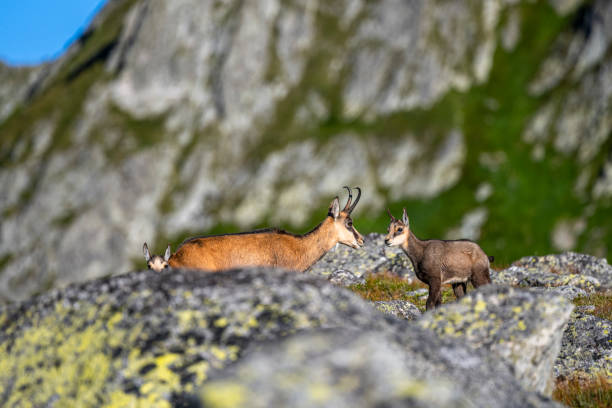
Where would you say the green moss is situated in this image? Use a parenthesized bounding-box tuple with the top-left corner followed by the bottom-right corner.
(89, 103, 167, 164)
(0, 254, 14, 273)
(51, 209, 80, 227)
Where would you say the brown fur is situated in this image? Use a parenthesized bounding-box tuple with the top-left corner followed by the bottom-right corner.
(385, 208, 492, 310)
(168, 187, 364, 272)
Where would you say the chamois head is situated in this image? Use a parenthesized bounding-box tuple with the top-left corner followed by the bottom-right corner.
(384, 208, 410, 247)
(143, 242, 171, 272)
(328, 186, 364, 249)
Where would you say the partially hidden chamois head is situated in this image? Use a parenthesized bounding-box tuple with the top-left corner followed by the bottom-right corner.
(143, 242, 171, 272)
(384, 208, 410, 247)
(328, 186, 364, 249)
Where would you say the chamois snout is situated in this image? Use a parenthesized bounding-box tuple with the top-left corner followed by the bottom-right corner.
(357, 235, 364, 247)
(352, 233, 364, 248)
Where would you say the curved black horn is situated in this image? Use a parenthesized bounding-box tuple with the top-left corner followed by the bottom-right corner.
(342, 186, 353, 212)
(386, 208, 396, 221)
(348, 187, 361, 214)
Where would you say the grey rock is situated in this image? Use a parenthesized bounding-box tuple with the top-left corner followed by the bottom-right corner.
(526, 1, 612, 164)
(2, 0, 612, 307)
(575, 304, 596, 313)
(307, 233, 415, 284)
(373, 300, 422, 320)
(328, 269, 365, 286)
(529, 285, 589, 300)
(0, 63, 43, 122)
(418, 285, 573, 396)
(0, 268, 395, 405)
(512, 252, 612, 287)
(406, 288, 429, 297)
(493, 264, 601, 291)
(555, 311, 612, 381)
(0, 265, 570, 407)
(199, 328, 561, 408)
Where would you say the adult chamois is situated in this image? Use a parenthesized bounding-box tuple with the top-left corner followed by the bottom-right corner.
(148, 187, 364, 272)
(385, 208, 493, 310)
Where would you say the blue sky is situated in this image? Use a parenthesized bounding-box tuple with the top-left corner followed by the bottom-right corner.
(0, 0, 108, 66)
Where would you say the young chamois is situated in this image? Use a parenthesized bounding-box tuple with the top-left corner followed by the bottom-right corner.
(385, 208, 493, 310)
(143, 242, 171, 272)
(166, 187, 365, 272)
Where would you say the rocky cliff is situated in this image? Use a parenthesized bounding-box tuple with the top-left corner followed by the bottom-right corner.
(1, 0, 612, 301)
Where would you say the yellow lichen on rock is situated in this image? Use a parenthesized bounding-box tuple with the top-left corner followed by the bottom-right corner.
(201, 382, 247, 408)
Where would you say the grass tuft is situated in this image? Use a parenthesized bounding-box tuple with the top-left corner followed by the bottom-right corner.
(553, 374, 612, 408)
(348, 272, 456, 311)
(572, 291, 612, 321)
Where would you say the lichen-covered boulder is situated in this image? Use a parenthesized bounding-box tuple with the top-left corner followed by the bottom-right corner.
(373, 300, 422, 320)
(417, 285, 573, 396)
(529, 285, 589, 300)
(328, 268, 366, 286)
(493, 265, 601, 291)
(555, 311, 612, 382)
(0, 267, 395, 407)
(199, 328, 562, 408)
(512, 252, 612, 287)
(307, 233, 414, 285)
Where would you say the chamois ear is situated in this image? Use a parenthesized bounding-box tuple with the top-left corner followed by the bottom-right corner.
(164, 244, 171, 262)
(143, 242, 151, 262)
(402, 208, 409, 227)
(329, 197, 340, 219)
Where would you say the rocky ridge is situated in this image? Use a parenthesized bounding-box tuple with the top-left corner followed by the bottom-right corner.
(0, 265, 569, 408)
(2, 0, 612, 302)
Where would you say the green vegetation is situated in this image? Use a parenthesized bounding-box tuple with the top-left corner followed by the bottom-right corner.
(573, 291, 612, 321)
(553, 375, 612, 408)
(348, 272, 455, 311)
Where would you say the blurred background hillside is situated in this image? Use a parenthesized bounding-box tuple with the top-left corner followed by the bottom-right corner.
(1, 0, 611, 302)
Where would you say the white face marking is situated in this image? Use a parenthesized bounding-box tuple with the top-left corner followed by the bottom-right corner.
(148, 256, 168, 272)
(388, 235, 405, 246)
(334, 216, 363, 249)
(385, 221, 408, 246)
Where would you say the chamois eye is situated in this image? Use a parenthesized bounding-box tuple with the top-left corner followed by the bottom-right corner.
(397, 227, 403, 233)
(347, 220, 353, 227)
(164, 264, 169, 269)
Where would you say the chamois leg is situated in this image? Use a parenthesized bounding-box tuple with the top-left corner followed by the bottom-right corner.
(426, 278, 442, 310)
(452, 282, 467, 299)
